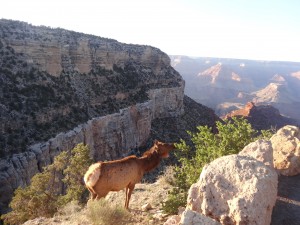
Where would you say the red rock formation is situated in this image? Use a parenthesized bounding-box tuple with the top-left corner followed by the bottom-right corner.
(223, 102, 299, 130)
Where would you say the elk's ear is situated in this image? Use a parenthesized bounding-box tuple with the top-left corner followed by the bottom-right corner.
(154, 139, 159, 145)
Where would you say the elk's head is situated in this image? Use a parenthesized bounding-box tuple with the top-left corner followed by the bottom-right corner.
(154, 140, 176, 158)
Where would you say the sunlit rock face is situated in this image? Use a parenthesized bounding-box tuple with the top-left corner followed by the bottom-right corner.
(187, 154, 278, 225)
(271, 125, 300, 176)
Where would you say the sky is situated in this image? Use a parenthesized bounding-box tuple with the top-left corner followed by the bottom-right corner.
(1, 0, 300, 62)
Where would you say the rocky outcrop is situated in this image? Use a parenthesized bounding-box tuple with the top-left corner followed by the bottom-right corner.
(186, 155, 278, 225)
(271, 125, 300, 176)
(223, 102, 299, 131)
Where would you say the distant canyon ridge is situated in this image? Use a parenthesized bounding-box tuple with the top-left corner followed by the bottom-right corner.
(170, 55, 300, 124)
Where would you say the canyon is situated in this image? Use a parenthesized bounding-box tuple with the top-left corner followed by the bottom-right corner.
(171, 55, 300, 124)
(1, 19, 299, 225)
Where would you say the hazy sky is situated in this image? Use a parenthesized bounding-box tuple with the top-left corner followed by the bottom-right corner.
(1, 0, 300, 62)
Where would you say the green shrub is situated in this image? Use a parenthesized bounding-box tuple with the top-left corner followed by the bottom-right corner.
(162, 117, 273, 214)
(86, 199, 132, 225)
(1, 153, 66, 224)
(58, 143, 93, 206)
(1, 143, 93, 225)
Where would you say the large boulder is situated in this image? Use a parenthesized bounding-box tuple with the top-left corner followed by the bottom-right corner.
(270, 125, 300, 176)
(187, 154, 278, 225)
(239, 139, 274, 168)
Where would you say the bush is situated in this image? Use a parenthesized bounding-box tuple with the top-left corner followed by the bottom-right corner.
(86, 199, 132, 225)
(157, 166, 176, 186)
(58, 143, 93, 205)
(1, 154, 65, 224)
(1, 143, 93, 225)
(162, 117, 272, 214)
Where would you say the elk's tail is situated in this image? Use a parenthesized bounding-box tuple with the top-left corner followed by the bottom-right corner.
(84, 162, 101, 188)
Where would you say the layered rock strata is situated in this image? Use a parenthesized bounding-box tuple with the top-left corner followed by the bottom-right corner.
(0, 19, 184, 156)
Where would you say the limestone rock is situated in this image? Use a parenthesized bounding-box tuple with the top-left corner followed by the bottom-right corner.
(141, 202, 152, 211)
(187, 154, 278, 225)
(239, 139, 274, 168)
(153, 210, 168, 221)
(180, 210, 221, 225)
(271, 125, 300, 176)
(163, 215, 181, 225)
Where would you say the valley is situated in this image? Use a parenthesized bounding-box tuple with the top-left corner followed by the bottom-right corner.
(170, 55, 300, 123)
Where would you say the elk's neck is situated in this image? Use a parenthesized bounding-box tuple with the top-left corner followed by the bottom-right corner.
(140, 152, 161, 172)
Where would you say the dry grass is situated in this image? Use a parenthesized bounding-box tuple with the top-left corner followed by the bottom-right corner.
(86, 199, 132, 225)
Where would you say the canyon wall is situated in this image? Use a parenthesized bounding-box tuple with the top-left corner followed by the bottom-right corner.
(0, 84, 185, 215)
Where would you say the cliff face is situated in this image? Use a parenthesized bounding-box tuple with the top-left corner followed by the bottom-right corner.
(2, 20, 169, 77)
(0, 19, 185, 214)
(0, 19, 183, 157)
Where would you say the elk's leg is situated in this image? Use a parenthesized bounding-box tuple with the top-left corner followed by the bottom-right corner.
(87, 186, 97, 200)
(125, 186, 129, 208)
(125, 183, 135, 209)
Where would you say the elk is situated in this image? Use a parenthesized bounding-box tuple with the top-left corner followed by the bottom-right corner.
(83, 140, 175, 209)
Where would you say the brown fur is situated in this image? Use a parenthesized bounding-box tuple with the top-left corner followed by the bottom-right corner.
(84, 140, 175, 209)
